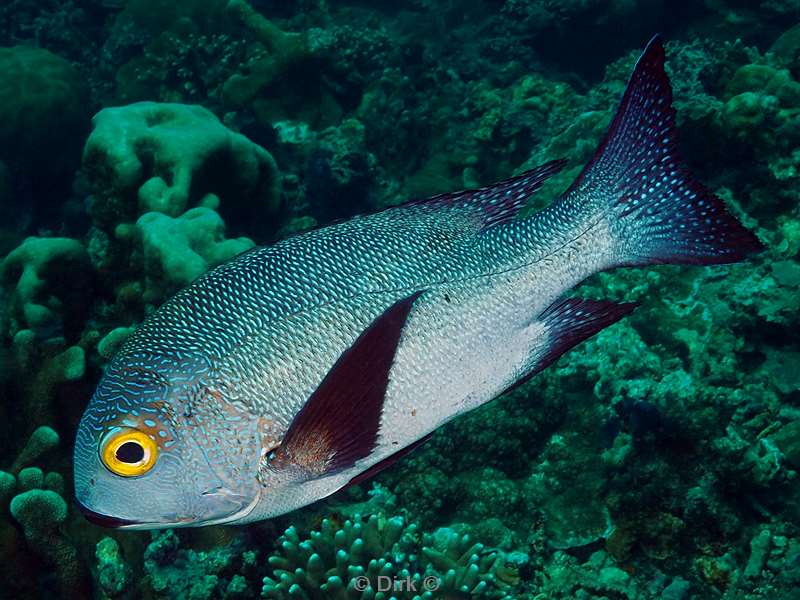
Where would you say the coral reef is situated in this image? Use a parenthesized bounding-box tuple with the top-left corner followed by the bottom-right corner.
(95, 537, 133, 600)
(221, 0, 311, 108)
(1, 237, 93, 339)
(141, 528, 255, 600)
(115, 20, 250, 106)
(0, 44, 89, 230)
(0, 1, 798, 599)
(0, 44, 87, 167)
(132, 207, 255, 303)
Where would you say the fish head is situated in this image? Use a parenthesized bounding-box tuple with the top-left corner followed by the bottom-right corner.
(74, 353, 263, 529)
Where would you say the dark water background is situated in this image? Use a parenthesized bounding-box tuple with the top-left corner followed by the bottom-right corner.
(1, 1, 799, 598)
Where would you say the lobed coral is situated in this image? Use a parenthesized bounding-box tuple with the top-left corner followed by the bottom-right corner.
(1, 236, 93, 340)
(131, 207, 255, 303)
(83, 101, 282, 235)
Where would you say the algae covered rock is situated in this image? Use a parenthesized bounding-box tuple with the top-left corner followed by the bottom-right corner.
(83, 101, 282, 233)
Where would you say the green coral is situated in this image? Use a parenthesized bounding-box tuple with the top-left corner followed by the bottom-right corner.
(112, 0, 228, 38)
(115, 19, 249, 105)
(719, 62, 800, 180)
(83, 101, 281, 231)
(97, 326, 136, 360)
(10, 489, 88, 596)
(131, 206, 255, 303)
(0, 5, 797, 599)
(96, 537, 134, 599)
(10, 329, 86, 423)
(221, 0, 311, 108)
(0, 236, 92, 338)
(142, 528, 257, 599)
(261, 514, 517, 599)
(10, 425, 59, 473)
(0, 427, 87, 597)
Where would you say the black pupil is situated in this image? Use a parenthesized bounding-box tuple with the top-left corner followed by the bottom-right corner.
(116, 441, 144, 464)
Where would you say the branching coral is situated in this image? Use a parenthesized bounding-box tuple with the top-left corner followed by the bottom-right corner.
(10, 329, 86, 424)
(0, 4, 797, 599)
(0, 426, 88, 598)
(261, 514, 517, 599)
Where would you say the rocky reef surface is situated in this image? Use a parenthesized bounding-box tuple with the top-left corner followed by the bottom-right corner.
(1, 1, 799, 598)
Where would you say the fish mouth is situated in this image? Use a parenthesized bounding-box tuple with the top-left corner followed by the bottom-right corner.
(76, 501, 141, 528)
(76, 500, 195, 530)
(76, 491, 261, 530)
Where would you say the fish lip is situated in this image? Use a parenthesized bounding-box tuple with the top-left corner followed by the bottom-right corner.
(76, 500, 141, 528)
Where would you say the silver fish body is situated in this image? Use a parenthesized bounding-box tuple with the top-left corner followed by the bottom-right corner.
(74, 37, 761, 528)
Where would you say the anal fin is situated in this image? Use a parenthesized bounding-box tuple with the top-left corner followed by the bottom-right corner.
(267, 291, 423, 479)
(503, 297, 637, 396)
(537, 297, 638, 371)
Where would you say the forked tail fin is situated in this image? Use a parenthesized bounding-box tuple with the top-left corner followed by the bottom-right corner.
(565, 35, 762, 266)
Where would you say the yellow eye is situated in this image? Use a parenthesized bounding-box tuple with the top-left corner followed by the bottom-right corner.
(100, 428, 159, 477)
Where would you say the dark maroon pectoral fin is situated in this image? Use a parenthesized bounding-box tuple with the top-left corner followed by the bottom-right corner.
(537, 297, 638, 372)
(268, 291, 424, 479)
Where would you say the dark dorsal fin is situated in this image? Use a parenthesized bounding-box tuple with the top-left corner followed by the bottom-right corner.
(404, 159, 567, 231)
(268, 291, 423, 479)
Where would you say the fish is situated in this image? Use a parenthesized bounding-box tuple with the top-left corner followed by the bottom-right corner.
(74, 36, 762, 529)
